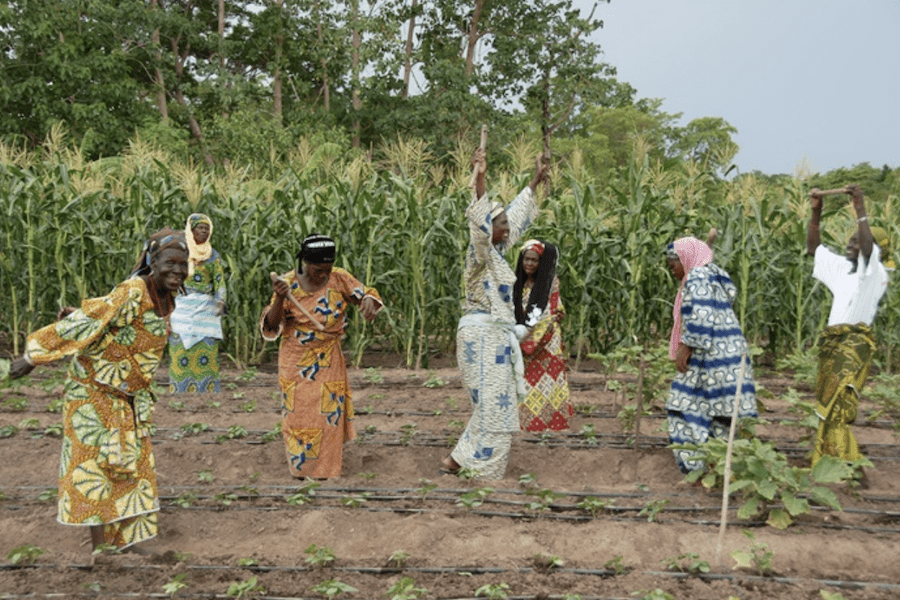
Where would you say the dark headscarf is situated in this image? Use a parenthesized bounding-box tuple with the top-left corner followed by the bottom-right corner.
(130, 227, 188, 278)
(514, 240, 558, 327)
(296, 234, 336, 272)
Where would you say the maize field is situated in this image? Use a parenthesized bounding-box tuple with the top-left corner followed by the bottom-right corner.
(1, 132, 898, 371)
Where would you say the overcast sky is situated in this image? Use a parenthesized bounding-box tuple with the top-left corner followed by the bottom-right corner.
(576, 0, 900, 176)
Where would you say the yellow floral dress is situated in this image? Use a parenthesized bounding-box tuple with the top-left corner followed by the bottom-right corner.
(25, 278, 167, 549)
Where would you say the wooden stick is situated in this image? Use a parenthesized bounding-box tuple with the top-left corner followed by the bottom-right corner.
(269, 272, 325, 331)
(468, 124, 488, 189)
(634, 352, 645, 452)
(811, 187, 850, 196)
(715, 350, 748, 567)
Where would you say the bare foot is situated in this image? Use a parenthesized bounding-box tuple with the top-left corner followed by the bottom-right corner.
(440, 456, 460, 474)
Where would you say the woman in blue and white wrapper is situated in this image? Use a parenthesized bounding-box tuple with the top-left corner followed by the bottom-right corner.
(440, 149, 547, 480)
(664, 236, 757, 473)
(168, 213, 227, 393)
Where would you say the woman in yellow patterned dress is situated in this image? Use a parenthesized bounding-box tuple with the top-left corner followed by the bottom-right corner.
(8, 229, 188, 552)
(260, 234, 382, 479)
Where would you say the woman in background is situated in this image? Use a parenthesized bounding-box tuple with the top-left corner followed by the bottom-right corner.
(514, 239, 572, 432)
(169, 213, 226, 393)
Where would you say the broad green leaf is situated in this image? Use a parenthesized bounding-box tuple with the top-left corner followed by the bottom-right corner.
(737, 496, 761, 520)
(809, 486, 842, 511)
(781, 491, 809, 516)
(810, 455, 850, 483)
(766, 508, 792, 530)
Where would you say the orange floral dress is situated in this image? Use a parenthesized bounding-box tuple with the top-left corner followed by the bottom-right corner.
(25, 278, 167, 549)
(259, 268, 381, 479)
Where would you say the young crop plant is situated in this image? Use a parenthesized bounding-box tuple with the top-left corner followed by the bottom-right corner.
(310, 579, 358, 599)
(43, 423, 63, 437)
(423, 370, 447, 388)
(261, 422, 281, 443)
(197, 470, 215, 484)
(363, 367, 384, 384)
(731, 529, 775, 575)
(286, 482, 321, 506)
(341, 492, 372, 508)
(415, 479, 437, 500)
(603, 554, 631, 576)
(399, 423, 417, 445)
(237, 366, 259, 382)
(357, 471, 378, 482)
(388, 550, 410, 568)
(226, 575, 265, 598)
(238, 557, 259, 567)
(7, 544, 46, 565)
(661, 552, 710, 574)
(533, 552, 565, 570)
(631, 589, 674, 600)
(162, 573, 188, 597)
(475, 582, 510, 600)
(181, 422, 211, 436)
(173, 492, 197, 508)
(525, 488, 564, 515)
(238, 399, 257, 413)
(580, 423, 598, 445)
(37, 488, 56, 502)
(677, 438, 869, 528)
(638, 499, 669, 523)
(385, 576, 427, 600)
(18, 417, 40, 430)
(456, 487, 493, 510)
(215, 492, 239, 506)
(305, 543, 337, 567)
(577, 496, 616, 518)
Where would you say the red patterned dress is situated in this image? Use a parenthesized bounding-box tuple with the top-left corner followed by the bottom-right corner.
(518, 276, 572, 431)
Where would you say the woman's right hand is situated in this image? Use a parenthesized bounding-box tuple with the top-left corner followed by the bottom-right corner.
(271, 274, 290, 298)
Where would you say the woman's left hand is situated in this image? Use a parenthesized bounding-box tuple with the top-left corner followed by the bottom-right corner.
(675, 343, 692, 373)
(360, 296, 380, 321)
(9, 357, 35, 380)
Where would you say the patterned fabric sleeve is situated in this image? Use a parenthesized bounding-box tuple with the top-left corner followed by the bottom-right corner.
(335, 269, 383, 309)
(26, 281, 143, 365)
(503, 187, 538, 250)
(465, 192, 495, 264)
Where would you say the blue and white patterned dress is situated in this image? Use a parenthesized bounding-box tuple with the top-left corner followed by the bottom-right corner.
(452, 187, 537, 479)
(666, 263, 757, 472)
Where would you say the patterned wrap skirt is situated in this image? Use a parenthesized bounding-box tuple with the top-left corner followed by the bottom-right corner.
(811, 323, 876, 466)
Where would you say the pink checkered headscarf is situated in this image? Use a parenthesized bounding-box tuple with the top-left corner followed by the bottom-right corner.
(668, 237, 713, 360)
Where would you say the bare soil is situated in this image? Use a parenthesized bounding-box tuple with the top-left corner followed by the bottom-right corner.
(2, 351, 899, 599)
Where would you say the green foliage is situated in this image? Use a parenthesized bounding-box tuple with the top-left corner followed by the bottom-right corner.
(197, 470, 215, 484)
(385, 576, 427, 600)
(341, 492, 372, 508)
(226, 575, 266, 599)
(6, 544, 45, 565)
(604, 555, 629, 575)
(305, 544, 337, 567)
(638, 499, 669, 523)
(309, 579, 358, 599)
(456, 487, 494, 511)
(286, 482, 321, 506)
(678, 438, 870, 528)
(173, 492, 197, 508)
(661, 552, 710, 574)
(415, 479, 438, 500)
(423, 371, 447, 388)
(162, 573, 189, 597)
(364, 367, 384, 384)
(577, 496, 616, 518)
(731, 529, 775, 575)
(475, 582, 510, 600)
(181, 423, 212, 436)
(388, 550, 410, 568)
(631, 589, 675, 600)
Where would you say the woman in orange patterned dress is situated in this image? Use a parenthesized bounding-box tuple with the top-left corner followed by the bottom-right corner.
(260, 234, 382, 479)
(8, 229, 188, 553)
(513, 240, 572, 432)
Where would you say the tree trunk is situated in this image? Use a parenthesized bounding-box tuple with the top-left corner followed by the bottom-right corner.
(273, 0, 284, 123)
(351, 0, 361, 148)
(315, 0, 330, 111)
(464, 0, 486, 78)
(170, 37, 214, 166)
(150, 0, 168, 122)
(402, 0, 418, 99)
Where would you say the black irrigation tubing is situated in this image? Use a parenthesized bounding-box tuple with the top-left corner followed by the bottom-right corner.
(7, 493, 899, 534)
(3, 562, 900, 597)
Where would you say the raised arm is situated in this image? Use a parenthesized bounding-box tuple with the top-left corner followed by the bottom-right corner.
(806, 188, 824, 256)
(849, 185, 873, 261)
